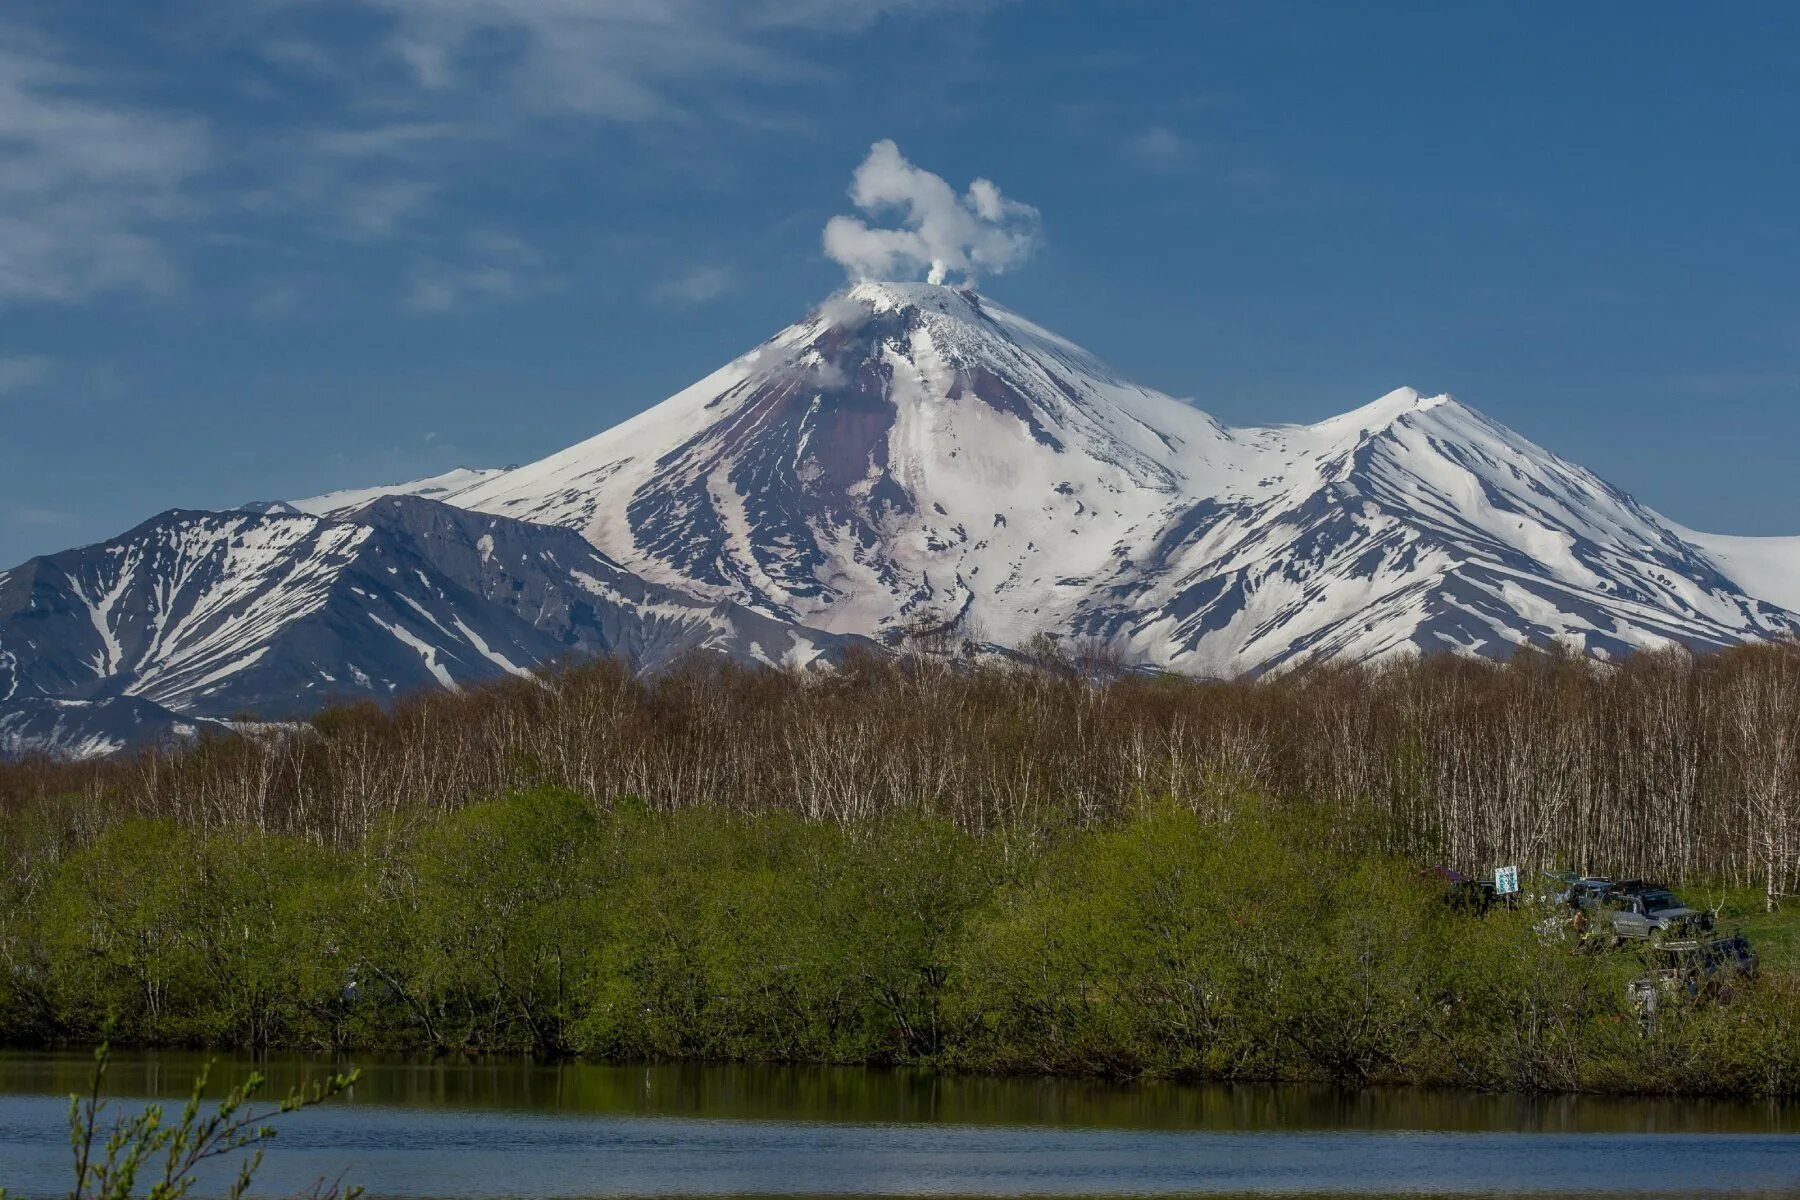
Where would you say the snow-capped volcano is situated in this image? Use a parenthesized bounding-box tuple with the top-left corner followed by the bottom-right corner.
(432, 281, 1798, 671)
(6, 280, 1797, 757)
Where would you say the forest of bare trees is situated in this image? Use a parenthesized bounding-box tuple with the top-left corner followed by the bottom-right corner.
(4, 642, 1799, 901)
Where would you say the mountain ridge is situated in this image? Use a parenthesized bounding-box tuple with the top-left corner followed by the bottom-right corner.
(5, 281, 1798, 757)
(0, 495, 869, 756)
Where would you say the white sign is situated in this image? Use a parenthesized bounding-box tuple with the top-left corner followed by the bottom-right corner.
(1494, 865, 1519, 896)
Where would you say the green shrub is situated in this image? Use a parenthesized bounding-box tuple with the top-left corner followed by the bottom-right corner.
(4, 790, 1799, 1095)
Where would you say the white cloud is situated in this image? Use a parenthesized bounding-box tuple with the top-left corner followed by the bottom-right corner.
(1123, 125, 1191, 172)
(341, 180, 441, 239)
(405, 230, 547, 313)
(1226, 164, 1279, 191)
(822, 140, 1039, 285)
(334, 0, 984, 120)
(0, 4, 1005, 313)
(311, 121, 473, 158)
(6, 505, 75, 528)
(238, 119, 471, 245)
(248, 282, 303, 320)
(338, 0, 803, 120)
(652, 264, 739, 307)
(0, 356, 52, 397)
(0, 40, 208, 305)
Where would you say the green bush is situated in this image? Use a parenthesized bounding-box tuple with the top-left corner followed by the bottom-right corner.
(570, 808, 999, 1064)
(361, 787, 605, 1054)
(4, 790, 1800, 1095)
(31, 820, 348, 1047)
(945, 804, 1445, 1082)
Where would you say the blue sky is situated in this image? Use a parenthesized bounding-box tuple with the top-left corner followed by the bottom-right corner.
(4, 1, 1800, 566)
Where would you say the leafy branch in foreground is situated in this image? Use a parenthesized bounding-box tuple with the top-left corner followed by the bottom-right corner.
(27, 1042, 361, 1200)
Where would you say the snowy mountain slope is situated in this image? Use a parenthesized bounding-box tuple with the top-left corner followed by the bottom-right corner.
(0, 509, 381, 713)
(270, 466, 515, 517)
(0, 696, 231, 761)
(1673, 528, 1800, 616)
(0, 496, 865, 754)
(434, 282, 1799, 672)
(344, 493, 865, 676)
(1084, 391, 1797, 669)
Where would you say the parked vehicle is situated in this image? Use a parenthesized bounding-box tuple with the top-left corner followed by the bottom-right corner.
(1545, 873, 1615, 908)
(1593, 886, 1713, 943)
(1540, 873, 1714, 945)
(1425, 865, 1498, 913)
(1627, 931, 1759, 1026)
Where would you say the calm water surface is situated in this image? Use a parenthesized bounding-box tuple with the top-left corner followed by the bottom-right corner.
(3, 1049, 1799, 1198)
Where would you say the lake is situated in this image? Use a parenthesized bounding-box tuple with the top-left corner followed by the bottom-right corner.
(3, 1049, 1800, 1197)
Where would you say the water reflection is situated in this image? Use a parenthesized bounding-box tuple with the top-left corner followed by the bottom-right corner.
(2, 1048, 1796, 1135)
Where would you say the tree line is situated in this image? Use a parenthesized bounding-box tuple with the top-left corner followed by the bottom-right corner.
(4, 642, 1798, 899)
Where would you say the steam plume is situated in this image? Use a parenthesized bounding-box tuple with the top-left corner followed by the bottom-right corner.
(822, 140, 1039, 286)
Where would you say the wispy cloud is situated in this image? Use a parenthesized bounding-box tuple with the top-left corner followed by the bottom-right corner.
(405, 230, 548, 313)
(652, 264, 739, 307)
(341, 179, 441, 240)
(311, 122, 474, 159)
(0, 355, 53, 398)
(329, 0, 985, 121)
(1123, 125, 1192, 172)
(1, 2, 1002, 315)
(1119, 126, 1278, 194)
(248, 282, 304, 320)
(1225, 165, 1279, 192)
(6, 505, 75, 528)
(0, 37, 208, 305)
